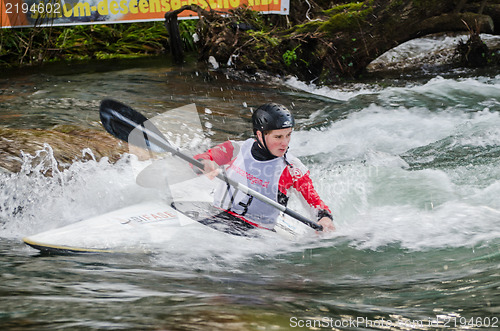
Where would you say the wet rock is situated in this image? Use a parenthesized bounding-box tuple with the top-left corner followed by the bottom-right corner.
(0, 165, 11, 174)
(0, 125, 128, 173)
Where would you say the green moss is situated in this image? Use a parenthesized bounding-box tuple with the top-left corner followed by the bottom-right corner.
(323, 1, 372, 16)
(293, 21, 324, 34)
(247, 30, 280, 49)
(321, 10, 368, 32)
(323, 7, 373, 36)
(293, 1, 373, 37)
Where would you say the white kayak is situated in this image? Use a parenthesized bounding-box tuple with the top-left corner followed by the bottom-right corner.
(23, 199, 315, 254)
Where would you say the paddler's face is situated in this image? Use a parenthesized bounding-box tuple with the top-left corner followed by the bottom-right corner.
(257, 127, 293, 157)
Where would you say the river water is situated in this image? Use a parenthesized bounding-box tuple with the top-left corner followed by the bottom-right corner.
(1, 37, 500, 330)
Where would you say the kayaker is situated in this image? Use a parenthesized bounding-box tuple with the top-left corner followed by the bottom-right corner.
(194, 103, 335, 232)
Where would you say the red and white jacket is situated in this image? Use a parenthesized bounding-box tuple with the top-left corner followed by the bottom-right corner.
(194, 139, 332, 222)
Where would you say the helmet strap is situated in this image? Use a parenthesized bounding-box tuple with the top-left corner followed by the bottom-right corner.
(257, 130, 273, 157)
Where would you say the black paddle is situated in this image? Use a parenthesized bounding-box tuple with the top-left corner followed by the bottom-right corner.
(99, 99, 323, 231)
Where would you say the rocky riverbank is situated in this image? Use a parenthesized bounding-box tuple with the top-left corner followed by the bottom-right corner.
(185, 0, 500, 84)
(3, 1, 500, 82)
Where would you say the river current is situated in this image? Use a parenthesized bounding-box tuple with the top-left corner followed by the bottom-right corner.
(1, 36, 499, 330)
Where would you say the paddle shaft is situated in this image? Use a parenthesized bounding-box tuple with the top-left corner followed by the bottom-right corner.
(107, 108, 323, 231)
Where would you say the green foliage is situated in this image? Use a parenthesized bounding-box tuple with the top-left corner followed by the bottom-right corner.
(0, 30, 21, 63)
(0, 22, 170, 67)
(283, 45, 299, 66)
(0, 27, 52, 65)
(179, 20, 197, 52)
(54, 22, 169, 60)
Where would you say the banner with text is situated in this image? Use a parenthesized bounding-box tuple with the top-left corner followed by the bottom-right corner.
(1, 0, 289, 28)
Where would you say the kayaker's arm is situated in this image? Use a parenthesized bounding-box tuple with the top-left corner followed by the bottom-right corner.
(192, 140, 241, 178)
(292, 175, 335, 232)
(198, 159, 220, 180)
(194, 140, 239, 165)
(279, 157, 335, 232)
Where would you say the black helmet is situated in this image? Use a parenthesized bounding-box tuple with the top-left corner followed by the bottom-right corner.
(252, 103, 295, 135)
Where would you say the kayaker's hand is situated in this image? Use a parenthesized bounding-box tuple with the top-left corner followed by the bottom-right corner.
(200, 159, 220, 180)
(318, 217, 335, 232)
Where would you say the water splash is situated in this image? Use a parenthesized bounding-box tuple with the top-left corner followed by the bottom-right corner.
(0, 145, 155, 239)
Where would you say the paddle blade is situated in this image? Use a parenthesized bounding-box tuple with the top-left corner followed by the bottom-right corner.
(135, 156, 198, 188)
(99, 99, 169, 152)
(100, 99, 148, 142)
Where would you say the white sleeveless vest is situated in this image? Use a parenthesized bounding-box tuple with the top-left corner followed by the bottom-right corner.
(213, 138, 286, 228)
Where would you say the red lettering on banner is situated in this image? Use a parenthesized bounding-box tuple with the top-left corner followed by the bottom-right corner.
(1, 0, 288, 28)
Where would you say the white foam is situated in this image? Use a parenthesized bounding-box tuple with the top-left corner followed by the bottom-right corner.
(284, 76, 378, 102)
(341, 201, 500, 251)
(290, 105, 470, 160)
(285, 77, 500, 251)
